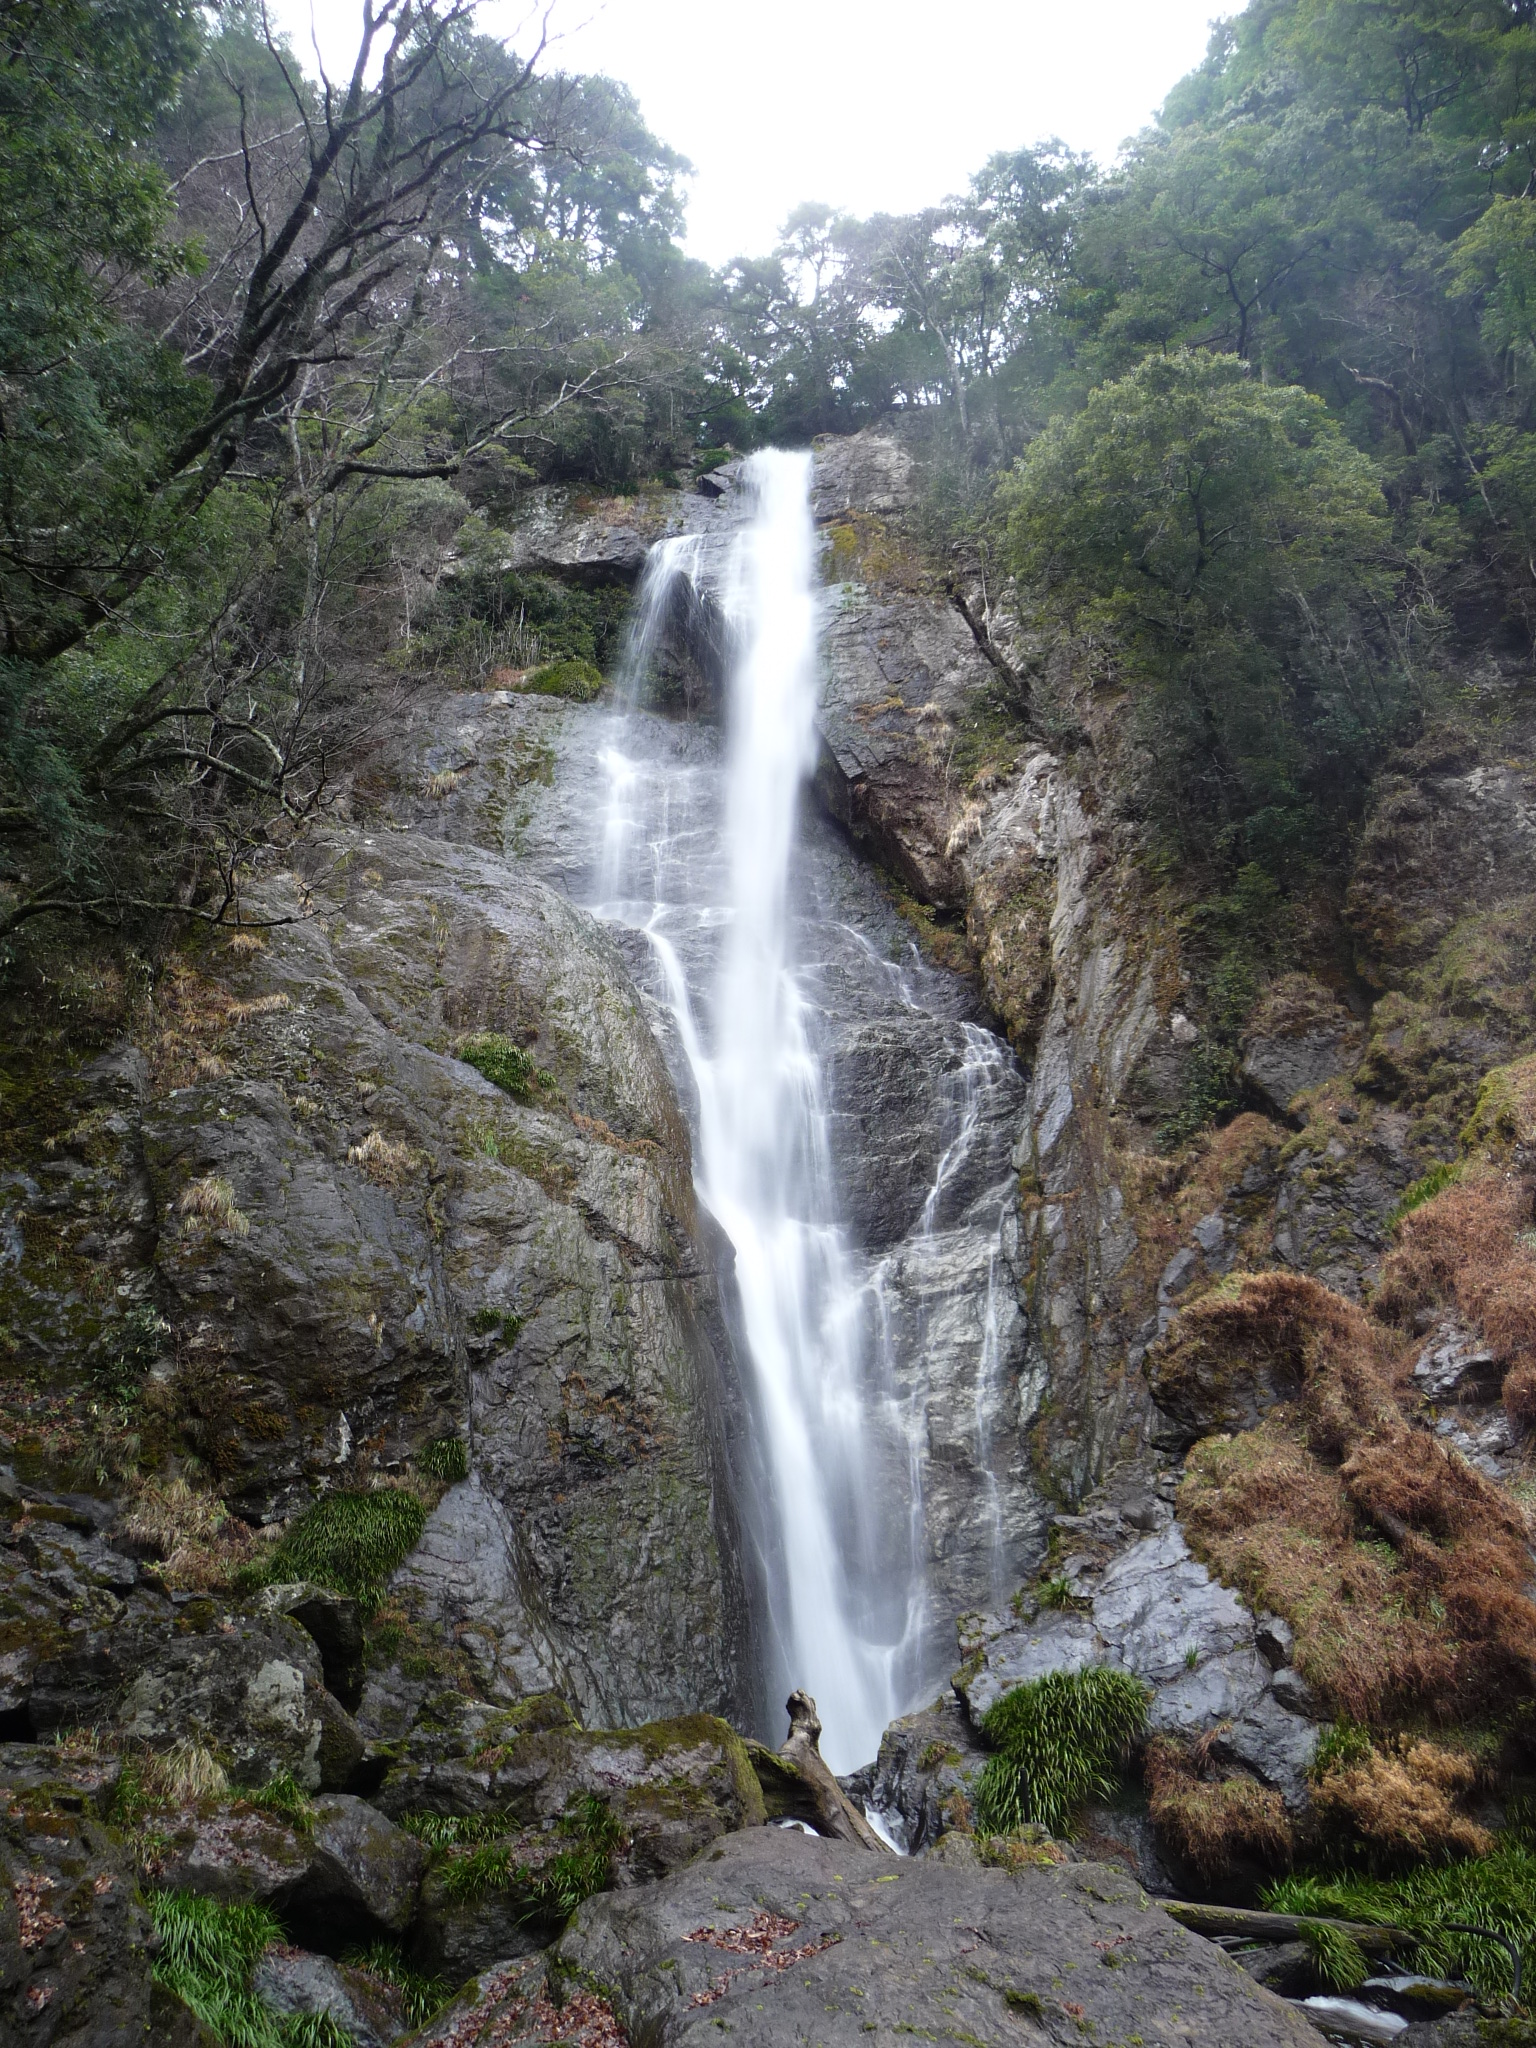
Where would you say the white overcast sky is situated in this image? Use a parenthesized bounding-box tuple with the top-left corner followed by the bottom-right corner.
(266, 0, 1225, 266)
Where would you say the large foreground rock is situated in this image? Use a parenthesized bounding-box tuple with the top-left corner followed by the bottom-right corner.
(553, 1824, 1325, 2047)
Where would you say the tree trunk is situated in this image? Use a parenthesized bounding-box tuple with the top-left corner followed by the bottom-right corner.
(778, 1690, 894, 1854)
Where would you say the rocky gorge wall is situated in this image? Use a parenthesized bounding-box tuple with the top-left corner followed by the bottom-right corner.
(4, 424, 1536, 2047)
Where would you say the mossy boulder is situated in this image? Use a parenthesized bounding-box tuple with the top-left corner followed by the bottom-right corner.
(378, 1708, 765, 1881)
(154, 1794, 425, 1950)
(0, 1755, 157, 2046)
(1462, 1054, 1536, 1170)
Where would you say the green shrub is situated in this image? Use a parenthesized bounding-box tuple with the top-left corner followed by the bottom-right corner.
(249, 1489, 427, 1607)
(693, 446, 734, 473)
(469, 1304, 526, 1345)
(522, 656, 603, 701)
(975, 1666, 1150, 1838)
(150, 1890, 352, 2048)
(1311, 1715, 1375, 1781)
(89, 1301, 168, 1403)
(1267, 1844, 1536, 2001)
(458, 1032, 538, 1100)
(1388, 1160, 1461, 1230)
(417, 1435, 469, 1484)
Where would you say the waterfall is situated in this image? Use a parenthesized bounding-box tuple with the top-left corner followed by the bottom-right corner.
(588, 449, 1026, 1773)
(702, 451, 897, 1769)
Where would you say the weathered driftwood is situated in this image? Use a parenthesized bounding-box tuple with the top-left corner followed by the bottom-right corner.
(777, 1689, 894, 1854)
(1163, 1901, 1409, 1952)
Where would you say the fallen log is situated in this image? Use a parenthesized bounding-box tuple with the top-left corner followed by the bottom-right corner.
(1163, 1902, 1410, 1953)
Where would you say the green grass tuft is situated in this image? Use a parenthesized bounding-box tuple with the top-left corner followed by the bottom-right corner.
(400, 1808, 517, 1850)
(1037, 1574, 1088, 1612)
(434, 1793, 625, 1925)
(242, 1489, 426, 1608)
(1310, 1714, 1375, 1781)
(417, 1435, 469, 1483)
(340, 1942, 450, 2028)
(458, 1030, 540, 1100)
(1267, 1844, 1536, 2001)
(1296, 1918, 1369, 1991)
(149, 1890, 351, 2048)
(1388, 1160, 1461, 1230)
(242, 1768, 316, 1832)
(975, 1665, 1150, 1839)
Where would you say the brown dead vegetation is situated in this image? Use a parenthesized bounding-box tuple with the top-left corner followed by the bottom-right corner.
(1153, 1269, 1400, 1441)
(145, 960, 289, 1092)
(1375, 1173, 1536, 1430)
(121, 1475, 264, 1590)
(1144, 1735, 1293, 1882)
(1176, 1271, 1536, 1726)
(1117, 1112, 1282, 1314)
(1245, 972, 1356, 1045)
(347, 1127, 417, 1189)
(1311, 1739, 1492, 1869)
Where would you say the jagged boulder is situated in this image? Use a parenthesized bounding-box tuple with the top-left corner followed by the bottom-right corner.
(0, 1510, 370, 1789)
(373, 1697, 768, 1977)
(251, 1948, 410, 2048)
(0, 1748, 162, 2048)
(151, 1794, 425, 1950)
(1240, 976, 1363, 1119)
(842, 1693, 987, 1853)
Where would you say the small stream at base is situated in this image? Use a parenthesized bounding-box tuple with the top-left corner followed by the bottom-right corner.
(585, 450, 1027, 1771)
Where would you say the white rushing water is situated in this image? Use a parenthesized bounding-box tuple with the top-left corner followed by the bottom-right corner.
(590, 449, 1023, 1770)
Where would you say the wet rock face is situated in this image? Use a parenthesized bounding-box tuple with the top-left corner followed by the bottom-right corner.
(0, 817, 745, 1731)
(554, 1823, 1328, 2048)
(956, 1519, 1318, 1806)
(383, 645, 1045, 1714)
(496, 485, 682, 585)
(846, 1692, 988, 1853)
(815, 584, 996, 909)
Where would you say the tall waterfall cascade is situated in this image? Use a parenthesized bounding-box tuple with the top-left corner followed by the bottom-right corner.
(591, 451, 1032, 1772)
